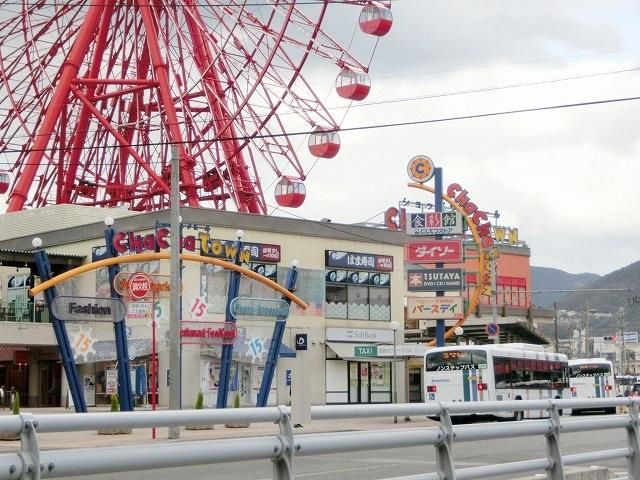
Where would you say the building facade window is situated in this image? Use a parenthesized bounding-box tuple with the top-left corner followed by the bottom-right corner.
(325, 270, 391, 321)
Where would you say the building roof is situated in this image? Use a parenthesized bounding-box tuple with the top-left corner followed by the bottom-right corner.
(0, 205, 139, 241)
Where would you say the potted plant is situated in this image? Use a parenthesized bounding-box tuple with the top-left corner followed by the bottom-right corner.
(0, 391, 20, 440)
(225, 392, 249, 428)
(98, 395, 132, 435)
(186, 391, 213, 430)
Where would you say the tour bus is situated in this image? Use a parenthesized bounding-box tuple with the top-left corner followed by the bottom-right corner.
(424, 344, 569, 420)
(568, 358, 616, 414)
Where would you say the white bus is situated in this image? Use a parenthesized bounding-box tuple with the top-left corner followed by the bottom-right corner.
(568, 358, 616, 414)
(424, 344, 569, 420)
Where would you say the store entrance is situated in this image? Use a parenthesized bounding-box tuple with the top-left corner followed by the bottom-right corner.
(39, 361, 61, 407)
(348, 361, 370, 403)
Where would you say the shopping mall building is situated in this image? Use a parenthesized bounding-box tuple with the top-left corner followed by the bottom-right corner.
(0, 205, 553, 409)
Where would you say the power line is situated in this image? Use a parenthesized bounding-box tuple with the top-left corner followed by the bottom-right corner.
(0, 93, 639, 162)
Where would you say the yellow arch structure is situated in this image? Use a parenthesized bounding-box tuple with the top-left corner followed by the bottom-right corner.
(408, 182, 488, 345)
(30, 252, 308, 310)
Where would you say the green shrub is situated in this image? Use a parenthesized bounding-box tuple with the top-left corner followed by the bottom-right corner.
(233, 392, 241, 408)
(195, 391, 204, 410)
(11, 392, 19, 415)
(110, 394, 120, 412)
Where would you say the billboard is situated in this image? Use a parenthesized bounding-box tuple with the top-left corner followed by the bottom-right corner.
(405, 239, 463, 264)
(406, 296, 464, 320)
(405, 211, 464, 236)
(407, 268, 464, 292)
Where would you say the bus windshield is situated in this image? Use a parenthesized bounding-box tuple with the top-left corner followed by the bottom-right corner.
(570, 364, 611, 377)
(426, 350, 488, 371)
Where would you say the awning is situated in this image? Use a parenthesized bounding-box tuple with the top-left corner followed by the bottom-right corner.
(278, 343, 296, 358)
(0, 346, 29, 362)
(326, 342, 425, 360)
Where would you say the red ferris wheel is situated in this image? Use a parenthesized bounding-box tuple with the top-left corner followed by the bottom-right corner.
(0, 1, 392, 213)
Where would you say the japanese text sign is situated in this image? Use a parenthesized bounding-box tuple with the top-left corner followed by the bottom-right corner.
(406, 239, 463, 264)
(405, 211, 464, 236)
(325, 250, 393, 272)
(407, 296, 464, 320)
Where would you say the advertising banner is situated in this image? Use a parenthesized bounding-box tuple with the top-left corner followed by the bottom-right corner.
(325, 250, 393, 271)
(406, 296, 464, 320)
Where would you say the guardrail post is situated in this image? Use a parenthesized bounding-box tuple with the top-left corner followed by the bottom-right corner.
(435, 406, 456, 480)
(273, 406, 296, 480)
(17, 413, 41, 480)
(626, 399, 640, 479)
(545, 401, 564, 480)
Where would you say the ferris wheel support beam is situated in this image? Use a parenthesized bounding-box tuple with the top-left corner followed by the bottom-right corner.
(6, 0, 107, 212)
(69, 85, 171, 195)
(62, 0, 116, 204)
(138, 1, 200, 208)
(183, 1, 263, 214)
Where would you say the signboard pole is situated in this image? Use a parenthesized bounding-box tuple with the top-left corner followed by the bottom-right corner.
(491, 254, 499, 344)
(33, 246, 87, 413)
(168, 145, 181, 439)
(434, 167, 445, 347)
(104, 222, 134, 412)
(256, 263, 299, 407)
(216, 231, 244, 409)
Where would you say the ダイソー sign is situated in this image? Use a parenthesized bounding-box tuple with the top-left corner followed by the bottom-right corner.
(51, 296, 126, 322)
(407, 268, 464, 292)
(405, 239, 463, 264)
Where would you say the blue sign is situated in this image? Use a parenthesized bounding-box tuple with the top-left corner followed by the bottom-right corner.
(486, 322, 499, 337)
(286, 369, 292, 386)
(295, 333, 308, 351)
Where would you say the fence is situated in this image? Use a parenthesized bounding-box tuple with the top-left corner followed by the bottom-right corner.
(0, 397, 639, 480)
(0, 302, 49, 323)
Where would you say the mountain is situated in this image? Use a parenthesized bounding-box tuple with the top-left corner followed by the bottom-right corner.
(532, 261, 640, 338)
(531, 266, 601, 308)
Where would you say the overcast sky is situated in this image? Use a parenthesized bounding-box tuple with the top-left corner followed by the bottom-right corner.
(273, 0, 640, 277)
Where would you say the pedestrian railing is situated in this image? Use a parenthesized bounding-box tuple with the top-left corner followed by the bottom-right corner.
(0, 397, 638, 480)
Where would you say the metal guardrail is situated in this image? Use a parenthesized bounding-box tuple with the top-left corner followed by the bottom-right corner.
(0, 397, 639, 480)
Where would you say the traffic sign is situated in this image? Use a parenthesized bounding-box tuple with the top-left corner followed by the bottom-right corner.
(486, 322, 500, 337)
(128, 272, 152, 299)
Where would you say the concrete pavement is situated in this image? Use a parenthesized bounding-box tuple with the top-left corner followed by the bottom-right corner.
(0, 406, 437, 451)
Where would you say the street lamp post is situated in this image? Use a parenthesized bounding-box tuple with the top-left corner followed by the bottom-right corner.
(389, 320, 399, 424)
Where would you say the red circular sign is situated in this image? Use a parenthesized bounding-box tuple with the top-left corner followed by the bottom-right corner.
(128, 272, 152, 299)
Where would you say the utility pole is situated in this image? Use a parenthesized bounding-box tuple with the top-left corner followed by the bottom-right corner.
(618, 307, 626, 374)
(168, 145, 181, 439)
